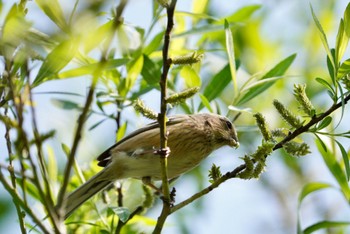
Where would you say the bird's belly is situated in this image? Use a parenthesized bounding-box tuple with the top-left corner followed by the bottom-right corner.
(114, 151, 209, 180)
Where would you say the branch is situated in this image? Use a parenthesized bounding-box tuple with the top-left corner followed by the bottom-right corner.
(0, 168, 51, 234)
(171, 93, 350, 213)
(56, 0, 128, 221)
(153, 1, 177, 233)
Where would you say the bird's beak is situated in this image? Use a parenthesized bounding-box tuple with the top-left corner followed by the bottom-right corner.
(229, 137, 239, 148)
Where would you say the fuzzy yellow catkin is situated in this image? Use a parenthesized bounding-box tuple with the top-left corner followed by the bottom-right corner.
(172, 52, 203, 65)
(273, 99, 302, 128)
(166, 87, 199, 105)
(293, 84, 315, 117)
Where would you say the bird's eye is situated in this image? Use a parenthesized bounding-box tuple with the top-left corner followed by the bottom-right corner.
(225, 120, 233, 130)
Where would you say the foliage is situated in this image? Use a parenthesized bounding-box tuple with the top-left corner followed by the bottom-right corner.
(0, 0, 350, 233)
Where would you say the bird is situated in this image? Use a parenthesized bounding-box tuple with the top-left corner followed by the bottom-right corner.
(63, 113, 239, 218)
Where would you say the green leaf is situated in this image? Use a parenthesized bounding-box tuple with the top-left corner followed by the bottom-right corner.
(315, 77, 335, 94)
(198, 93, 213, 112)
(201, 64, 231, 107)
(316, 116, 332, 130)
(335, 19, 349, 64)
(297, 182, 333, 234)
(180, 66, 201, 87)
(117, 122, 128, 141)
(303, 221, 350, 234)
(35, 0, 67, 31)
(108, 207, 131, 223)
(61, 143, 70, 157)
(343, 2, 350, 37)
(89, 118, 108, 131)
(83, 21, 114, 53)
(262, 54, 296, 78)
(16, 178, 41, 201)
(298, 182, 332, 206)
(141, 54, 161, 85)
(58, 58, 129, 79)
(316, 139, 350, 201)
(237, 54, 296, 105)
(337, 58, 350, 79)
(47, 147, 58, 183)
(222, 4, 261, 22)
(143, 32, 164, 55)
(224, 19, 237, 95)
(336, 140, 350, 181)
(33, 39, 78, 87)
(310, 4, 335, 71)
(173, 22, 236, 38)
(122, 56, 144, 96)
(51, 99, 80, 110)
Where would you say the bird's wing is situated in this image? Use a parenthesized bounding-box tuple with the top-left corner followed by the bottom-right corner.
(96, 115, 188, 167)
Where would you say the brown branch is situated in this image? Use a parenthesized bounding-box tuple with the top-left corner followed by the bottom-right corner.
(171, 93, 350, 213)
(0, 167, 50, 234)
(3, 60, 62, 232)
(3, 108, 26, 234)
(153, 1, 177, 234)
(56, 0, 128, 225)
(56, 73, 98, 213)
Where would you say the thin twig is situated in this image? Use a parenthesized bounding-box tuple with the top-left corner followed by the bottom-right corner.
(171, 93, 350, 213)
(4, 108, 26, 233)
(56, 76, 98, 212)
(153, 1, 177, 234)
(4, 60, 62, 233)
(26, 59, 59, 228)
(56, 0, 128, 224)
(0, 168, 51, 234)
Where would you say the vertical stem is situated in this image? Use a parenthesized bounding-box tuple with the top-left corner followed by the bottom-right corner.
(153, 1, 177, 233)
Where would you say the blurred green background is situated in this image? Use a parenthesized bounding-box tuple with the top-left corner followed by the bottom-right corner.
(1, 0, 350, 233)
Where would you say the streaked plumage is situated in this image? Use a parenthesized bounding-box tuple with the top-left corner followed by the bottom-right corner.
(63, 113, 239, 218)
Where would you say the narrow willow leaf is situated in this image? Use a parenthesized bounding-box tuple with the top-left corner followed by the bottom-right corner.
(315, 77, 335, 94)
(310, 4, 335, 70)
(123, 56, 144, 96)
(202, 64, 231, 104)
(51, 99, 80, 110)
(16, 178, 41, 201)
(316, 116, 332, 130)
(223, 4, 261, 22)
(237, 54, 296, 105)
(109, 207, 131, 223)
(143, 31, 164, 55)
(58, 58, 129, 79)
(83, 21, 114, 53)
(303, 221, 350, 234)
(198, 93, 213, 112)
(298, 182, 332, 206)
(297, 182, 333, 234)
(89, 118, 108, 131)
(47, 146, 58, 183)
(335, 19, 349, 64)
(180, 66, 201, 87)
(316, 139, 350, 201)
(117, 122, 127, 141)
(336, 140, 350, 181)
(225, 19, 237, 95)
(337, 58, 350, 79)
(344, 2, 350, 37)
(192, 0, 210, 19)
(141, 54, 161, 85)
(35, 0, 67, 31)
(173, 23, 236, 38)
(33, 39, 78, 86)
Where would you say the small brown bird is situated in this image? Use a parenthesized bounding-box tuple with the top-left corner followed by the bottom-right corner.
(63, 113, 239, 218)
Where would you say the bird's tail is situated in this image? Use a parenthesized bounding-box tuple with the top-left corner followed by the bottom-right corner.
(63, 171, 111, 219)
